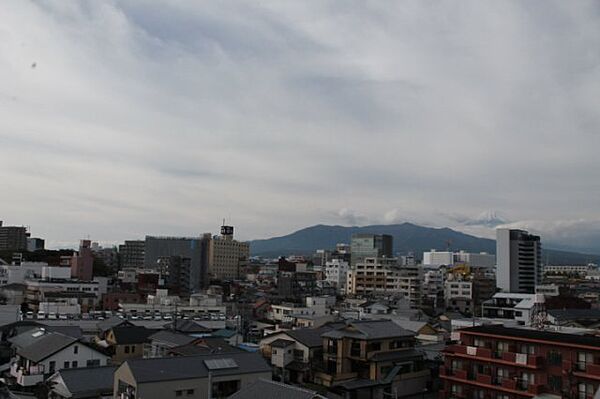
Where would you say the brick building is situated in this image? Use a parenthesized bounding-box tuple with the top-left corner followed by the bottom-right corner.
(440, 325, 600, 399)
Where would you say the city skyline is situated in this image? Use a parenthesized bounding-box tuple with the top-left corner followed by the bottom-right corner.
(2, 2, 600, 249)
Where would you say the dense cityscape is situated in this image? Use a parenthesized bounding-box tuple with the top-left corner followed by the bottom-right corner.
(0, 220, 598, 398)
(3, 1, 600, 399)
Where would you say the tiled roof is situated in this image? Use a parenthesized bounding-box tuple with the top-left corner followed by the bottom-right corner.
(228, 379, 324, 399)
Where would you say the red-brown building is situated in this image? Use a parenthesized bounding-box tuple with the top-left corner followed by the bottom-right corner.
(440, 325, 600, 399)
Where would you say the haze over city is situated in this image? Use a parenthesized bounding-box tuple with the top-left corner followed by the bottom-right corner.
(1, 1, 600, 251)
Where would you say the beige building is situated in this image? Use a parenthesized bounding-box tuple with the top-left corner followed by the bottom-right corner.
(208, 226, 249, 280)
(113, 352, 271, 399)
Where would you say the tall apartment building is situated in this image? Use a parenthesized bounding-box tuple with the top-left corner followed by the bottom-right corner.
(118, 240, 146, 269)
(208, 226, 250, 280)
(70, 240, 94, 281)
(0, 221, 27, 251)
(496, 229, 542, 294)
(324, 258, 350, 294)
(144, 235, 211, 291)
(350, 234, 393, 268)
(440, 325, 600, 399)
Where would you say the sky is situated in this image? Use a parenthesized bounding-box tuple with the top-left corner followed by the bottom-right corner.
(1, 1, 600, 252)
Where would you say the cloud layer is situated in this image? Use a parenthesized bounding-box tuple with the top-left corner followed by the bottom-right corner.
(1, 1, 600, 249)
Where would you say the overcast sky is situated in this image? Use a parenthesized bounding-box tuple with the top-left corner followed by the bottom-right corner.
(1, 1, 600, 251)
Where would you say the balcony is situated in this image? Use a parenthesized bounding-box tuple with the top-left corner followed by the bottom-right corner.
(10, 364, 44, 387)
(475, 373, 492, 385)
(586, 363, 600, 377)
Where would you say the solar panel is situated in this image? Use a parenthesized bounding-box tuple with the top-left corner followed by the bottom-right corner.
(204, 358, 238, 370)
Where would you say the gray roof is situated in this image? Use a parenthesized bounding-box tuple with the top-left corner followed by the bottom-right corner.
(228, 379, 324, 399)
(149, 330, 197, 347)
(322, 320, 414, 341)
(285, 323, 344, 348)
(16, 331, 77, 362)
(165, 319, 211, 333)
(52, 366, 117, 398)
(548, 309, 600, 322)
(98, 317, 133, 332)
(125, 351, 271, 383)
(270, 339, 295, 348)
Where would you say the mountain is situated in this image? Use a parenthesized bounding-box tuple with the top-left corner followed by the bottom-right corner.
(249, 223, 600, 265)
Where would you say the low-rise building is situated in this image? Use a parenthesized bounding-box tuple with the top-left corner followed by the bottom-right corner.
(113, 351, 272, 399)
(481, 293, 544, 326)
(47, 365, 117, 399)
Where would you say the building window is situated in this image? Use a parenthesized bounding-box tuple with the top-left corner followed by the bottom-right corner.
(577, 352, 593, 371)
(548, 375, 562, 392)
(186, 389, 194, 396)
(86, 359, 100, 367)
(49, 361, 56, 373)
(176, 390, 183, 397)
(72, 361, 78, 368)
(124, 346, 130, 354)
(73, 345, 78, 354)
(64, 361, 70, 369)
(547, 350, 562, 366)
(579, 383, 595, 399)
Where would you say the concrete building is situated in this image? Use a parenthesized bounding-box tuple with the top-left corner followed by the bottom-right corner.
(145, 235, 211, 291)
(350, 234, 393, 268)
(0, 222, 27, 251)
(324, 259, 350, 294)
(70, 240, 94, 281)
(481, 293, 544, 326)
(423, 250, 454, 266)
(445, 275, 473, 314)
(496, 229, 542, 294)
(119, 240, 146, 270)
(455, 251, 496, 269)
(208, 226, 250, 280)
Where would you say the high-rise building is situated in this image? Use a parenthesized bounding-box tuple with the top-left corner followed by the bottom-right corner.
(144, 235, 210, 291)
(208, 226, 249, 280)
(350, 234, 393, 268)
(118, 240, 146, 269)
(70, 239, 94, 281)
(26, 237, 45, 252)
(0, 221, 27, 251)
(496, 228, 542, 294)
(423, 249, 454, 266)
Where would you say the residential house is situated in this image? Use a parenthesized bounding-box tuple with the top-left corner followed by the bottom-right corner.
(144, 330, 197, 358)
(260, 324, 343, 383)
(47, 365, 116, 399)
(9, 329, 109, 388)
(314, 320, 430, 399)
(102, 326, 154, 364)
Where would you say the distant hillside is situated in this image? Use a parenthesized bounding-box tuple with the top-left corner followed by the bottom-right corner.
(249, 223, 600, 265)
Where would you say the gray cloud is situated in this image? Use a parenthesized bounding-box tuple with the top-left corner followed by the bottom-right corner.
(1, 1, 599, 249)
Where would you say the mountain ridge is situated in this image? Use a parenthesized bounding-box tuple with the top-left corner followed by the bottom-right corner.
(249, 223, 600, 265)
